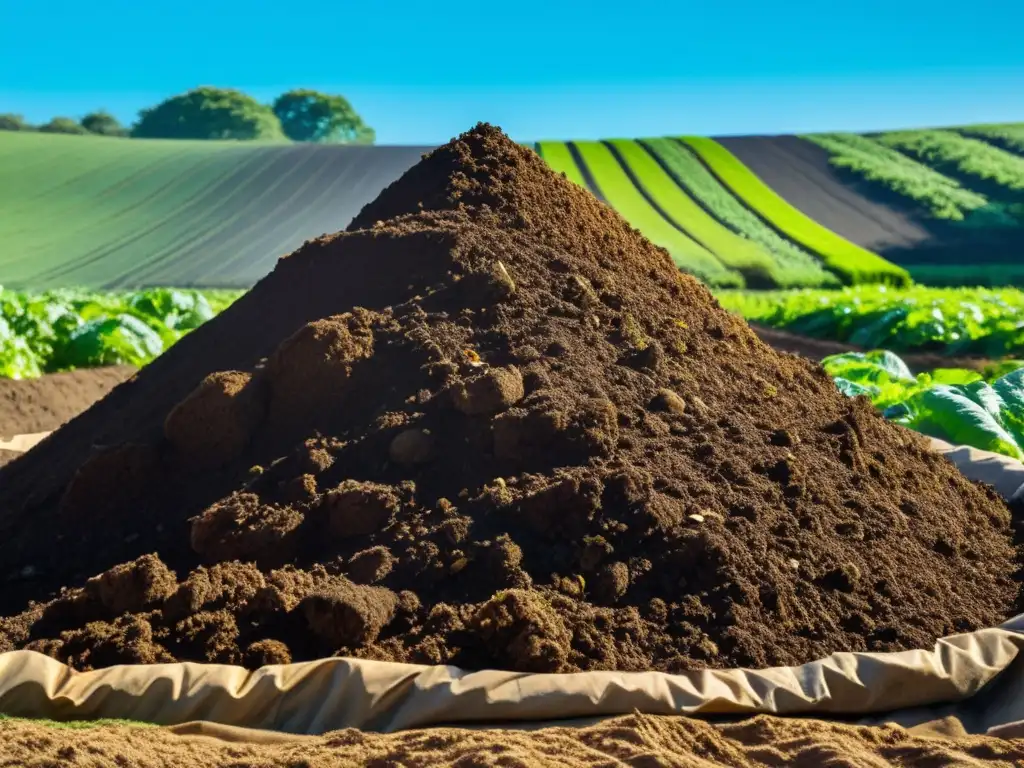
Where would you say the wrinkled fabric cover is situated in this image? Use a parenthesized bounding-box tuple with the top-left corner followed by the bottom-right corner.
(0, 431, 49, 452)
(928, 437, 1024, 502)
(1, 615, 1024, 736)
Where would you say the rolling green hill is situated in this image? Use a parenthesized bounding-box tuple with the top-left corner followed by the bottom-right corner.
(4, 123, 1024, 291)
(0, 131, 430, 289)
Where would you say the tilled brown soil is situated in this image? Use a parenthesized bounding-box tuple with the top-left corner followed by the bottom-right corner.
(0, 124, 1017, 674)
(0, 366, 137, 468)
(0, 366, 136, 437)
(4, 714, 1024, 767)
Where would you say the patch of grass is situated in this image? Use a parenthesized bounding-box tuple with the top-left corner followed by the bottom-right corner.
(535, 141, 589, 189)
(0, 713, 155, 729)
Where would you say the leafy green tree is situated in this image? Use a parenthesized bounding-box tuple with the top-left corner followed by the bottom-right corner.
(0, 113, 32, 131)
(38, 117, 89, 135)
(131, 87, 285, 141)
(272, 89, 375, 144)
(81, 110, 126, 137)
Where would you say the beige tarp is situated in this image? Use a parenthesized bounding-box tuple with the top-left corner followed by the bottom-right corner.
(927, 437, 1024, 502)
(0, 431, 50, 454)
(2, 615, 1024, 736)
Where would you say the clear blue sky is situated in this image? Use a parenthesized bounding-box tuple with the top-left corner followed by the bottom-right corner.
(2, 0, 1022, 144)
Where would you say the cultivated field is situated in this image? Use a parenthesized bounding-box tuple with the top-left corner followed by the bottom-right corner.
(6, 124, 1024, 291)
(4, 123, 1024, 460)
(5, 124, 1024, 764)
(0, 132, 430, 288)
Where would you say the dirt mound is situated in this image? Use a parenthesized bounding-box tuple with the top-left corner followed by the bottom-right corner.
(4, 714, 1024, 767)
(0, 124, 1017, 673)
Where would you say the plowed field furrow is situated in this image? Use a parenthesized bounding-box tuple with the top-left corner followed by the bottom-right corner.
(27, 149, 302, 287)
(111, 147, 330, 287)
(0, 133, 432, 289)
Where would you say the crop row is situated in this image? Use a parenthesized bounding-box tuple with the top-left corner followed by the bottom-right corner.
(569, 141, 743, 286)
(877, 129, 1024, 195)
(679, 137, 911, 287)
(537, 137, 908, 290)
(716, 284, 1024, 358)
(958, 123, 1024, 155)
(802, 132, 993, 221)
(640, 138, 837, 288)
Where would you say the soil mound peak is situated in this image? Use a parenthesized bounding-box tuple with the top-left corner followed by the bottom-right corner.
(0, 125, 1017, 674)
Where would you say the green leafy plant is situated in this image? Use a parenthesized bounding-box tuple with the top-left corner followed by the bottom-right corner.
(0, 287, 243, 378)
(821, 348, 1024, 459)
(717, 285, 1024, 357)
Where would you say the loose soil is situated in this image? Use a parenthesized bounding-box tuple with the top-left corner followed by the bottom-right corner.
(0, 366, 136, 438)
(0, 366, 136, 468)
(4, 714, 1024, 767)
(0, 124, 1017, 675)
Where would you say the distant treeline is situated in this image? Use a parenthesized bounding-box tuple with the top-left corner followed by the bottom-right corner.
(0, 87, 375, 144)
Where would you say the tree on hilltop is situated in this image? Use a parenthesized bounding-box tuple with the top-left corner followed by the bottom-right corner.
(38, 117, 90, 135)
(131, 87, 286, 141)
(0, 114, 32, 131)
(81, 110, 127, 137)
(272, 89, 375, 144)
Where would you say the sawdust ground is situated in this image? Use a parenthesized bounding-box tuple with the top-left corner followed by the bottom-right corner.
(2, 713, 1023, 767)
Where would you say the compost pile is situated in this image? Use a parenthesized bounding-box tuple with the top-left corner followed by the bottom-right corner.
(0, 125, 1017, 674)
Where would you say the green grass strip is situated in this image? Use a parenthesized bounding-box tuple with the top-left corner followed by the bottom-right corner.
(802, 132, 993, 221)
(0, 713, 155, 729)
(572, 140, 742, 286)
(607, 139, 787, 287)
(642, 138, 836, 288)
(679, 136, 911, 287)
(535, 141, 589, 188)
(878, 129, 1024, 192)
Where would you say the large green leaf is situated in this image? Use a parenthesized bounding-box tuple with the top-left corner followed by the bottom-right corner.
(0, 318, 42, 379)
(901, 384, 1022, 459)
(52, 314, 166, 369)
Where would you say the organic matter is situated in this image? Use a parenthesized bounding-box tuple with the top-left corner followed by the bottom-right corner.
(0, 125, 1015, 676)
